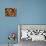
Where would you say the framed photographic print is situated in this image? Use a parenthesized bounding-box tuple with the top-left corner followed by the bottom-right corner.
(18, 24, 46, 41)
(5, 8, 16, 16)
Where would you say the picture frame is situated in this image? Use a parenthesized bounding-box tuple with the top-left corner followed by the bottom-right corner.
(5, 8, 16, 16)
